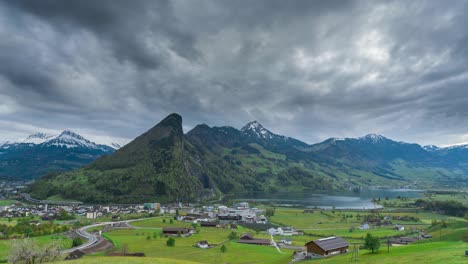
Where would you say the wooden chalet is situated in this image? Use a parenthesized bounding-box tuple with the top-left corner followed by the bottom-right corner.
(391, 237, 420, 245)
(218, 215, 242, 222)
(200, 221, 218, 227)
(306, 236, 348, 256)
(237, 232, 272, 246)
(162, 227, 189, 235)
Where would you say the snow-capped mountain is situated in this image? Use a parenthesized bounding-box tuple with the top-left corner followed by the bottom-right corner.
(444, 144, 468, 150)
(241, 121, 276, 139)
(357, 133, 389, 143)
(0, 130, 115, 179)
(42, 130, 114, 151)
(423, 145, 441, 152)
(241, 121, 289, 141)
(22, 132, 57, 145)
(1, 130, 116, 151)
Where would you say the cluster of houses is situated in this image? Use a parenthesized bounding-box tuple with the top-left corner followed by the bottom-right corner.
(267, 226, 303, 236)
(0, 201, 161, 220)
(174, 202, 268, 225)
(358, 216, 408, 231)
(0, 180, 28, 199)
(390, 233, 433, 245)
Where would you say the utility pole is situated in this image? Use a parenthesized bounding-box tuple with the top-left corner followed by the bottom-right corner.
(350, 243, 359, 262)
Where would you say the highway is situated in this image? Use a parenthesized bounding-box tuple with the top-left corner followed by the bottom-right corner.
(62, 217, 158, 254)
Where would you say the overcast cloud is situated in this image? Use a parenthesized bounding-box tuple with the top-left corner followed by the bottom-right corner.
(1, 0, 468, 147)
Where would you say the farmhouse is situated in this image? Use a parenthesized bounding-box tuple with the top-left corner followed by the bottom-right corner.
(162, 227, 189, 235)
(306, 236, 349, 256)
(391, 236, 420, 245)
(237, 232, 272, 246)
(200, 221, 218, 227)
(218, 214, 242, 222)
(195, 240, 209, 249)
(395, 224, 405, 231)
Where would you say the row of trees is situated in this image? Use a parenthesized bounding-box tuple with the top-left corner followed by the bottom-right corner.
(0, 220, 70, 238)
(414, 199, 467, 217)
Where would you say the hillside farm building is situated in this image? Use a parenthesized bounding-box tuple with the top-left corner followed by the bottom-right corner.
(306, 236, 349, 256)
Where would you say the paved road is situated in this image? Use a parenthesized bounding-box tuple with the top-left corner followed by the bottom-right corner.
(20, 193, 83, 206)
(63, 217, 158, 254)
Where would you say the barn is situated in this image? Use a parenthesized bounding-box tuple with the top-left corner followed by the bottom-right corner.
(162, 227, 189, 235)
(305, 236, 349, 256)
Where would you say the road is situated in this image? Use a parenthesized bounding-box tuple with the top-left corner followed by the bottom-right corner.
(62, 217, 158, 254)
(20, 193, 83, 206)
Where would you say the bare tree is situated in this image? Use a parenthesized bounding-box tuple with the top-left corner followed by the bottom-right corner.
(121, 243, 129, 255)
(8, 238, 63, 264)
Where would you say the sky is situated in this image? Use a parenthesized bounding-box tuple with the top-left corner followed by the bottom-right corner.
(1, 0, 468, 147)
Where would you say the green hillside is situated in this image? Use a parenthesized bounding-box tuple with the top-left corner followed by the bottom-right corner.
(27, 114, 468, 203)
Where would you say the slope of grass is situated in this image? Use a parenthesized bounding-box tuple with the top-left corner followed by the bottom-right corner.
(0, 199, 16, 206)
(309, 241, 466, 264)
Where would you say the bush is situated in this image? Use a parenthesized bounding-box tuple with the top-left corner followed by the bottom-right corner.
(228, 231, 238, 240)
(220, 245, 227, 253)
(166, 237, 175, 247)
(265, 208, 275, 217)
(72, 237, 84, 247)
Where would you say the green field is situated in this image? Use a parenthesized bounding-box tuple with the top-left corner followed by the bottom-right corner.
(0, 199, 16, 206)
(98, 226, 294, 264)
(311, 241, 466, 264)
(46, 194, 81, 202)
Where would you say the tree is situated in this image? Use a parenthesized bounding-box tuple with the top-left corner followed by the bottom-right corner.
(363, 233, 380, 253)
(169, 219, 174, 224)
(121, 243, 129, 255)
(162, 218, 166, 223)
(220, 244, 227, 253)
(166, 237, 175, 247)
(265, 208, 275, 217)
(228, 231, 238, 240)
(72, 237, 84, 247)
(9, 238, 62, 264)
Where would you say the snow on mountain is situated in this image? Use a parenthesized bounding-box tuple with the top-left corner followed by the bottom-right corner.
(241, 121, 279, 140)
(358, 133, 387, 143)
(444, 144, 468, 150)
(22, 132, 57, 144)
(1, 130, 115, 151)
(42, 130, 112, 150)
(423, 145, 441, 152)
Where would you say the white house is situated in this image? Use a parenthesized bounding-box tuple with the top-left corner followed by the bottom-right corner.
(395, 225, 405, 231)
(279, 238, 292, 245)
(358, 223, 370, 230)
(86, 212, 97, 219)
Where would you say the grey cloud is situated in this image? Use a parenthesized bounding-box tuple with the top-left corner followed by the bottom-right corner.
(1, 0, 468, 146)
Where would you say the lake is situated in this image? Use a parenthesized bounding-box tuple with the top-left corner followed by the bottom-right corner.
(232, 189, 423, 209)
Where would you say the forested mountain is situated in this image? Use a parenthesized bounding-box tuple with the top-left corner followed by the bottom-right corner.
(0, 131, 115, 179)
(27, 113, 468, 203)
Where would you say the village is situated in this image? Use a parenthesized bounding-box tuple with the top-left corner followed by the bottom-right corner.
(1, 193, 444, 264)
(0, 183, 464, 263)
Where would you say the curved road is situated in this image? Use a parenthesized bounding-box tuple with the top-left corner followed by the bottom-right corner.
(63, 217, 158, 254)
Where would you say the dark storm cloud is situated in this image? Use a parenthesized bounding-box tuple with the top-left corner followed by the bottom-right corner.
(1, 0, 468, 146)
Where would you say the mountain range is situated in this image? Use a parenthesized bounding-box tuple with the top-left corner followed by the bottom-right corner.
(0, 131, 116, 179)
(26, 113, 468, 203)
